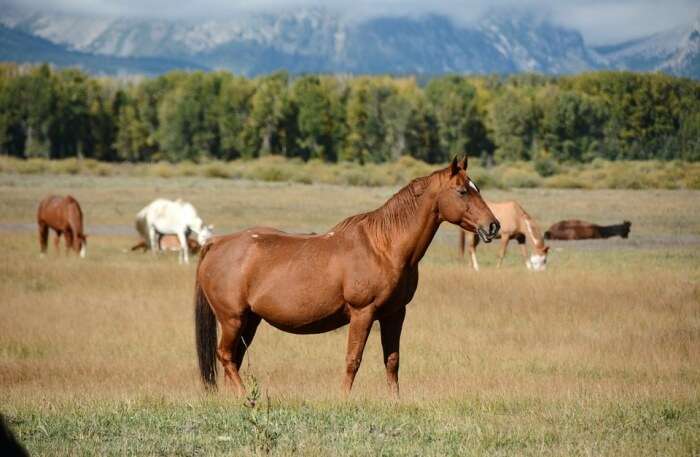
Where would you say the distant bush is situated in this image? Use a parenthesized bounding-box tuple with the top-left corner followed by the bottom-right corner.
(534, 158, 559, 177)
(543, 174, 590, 189)
(149, 161, 177, 178)
(15, 158, 49, 174)
(1, 155, 699, 190)
(499, 166, 542, 188)
(202, 161, 232, 179)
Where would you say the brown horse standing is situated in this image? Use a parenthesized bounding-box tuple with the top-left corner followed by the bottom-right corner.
(545, 220, 631, 240)
(459, 200, 549, 271)
(37, 195, 87, 257)
(195, 158, 500, 397)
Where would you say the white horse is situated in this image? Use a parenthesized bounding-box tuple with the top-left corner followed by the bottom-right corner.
(135, 198, 213, 264)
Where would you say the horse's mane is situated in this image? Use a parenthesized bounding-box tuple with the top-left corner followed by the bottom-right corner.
(522, 211, 545, 249)
(332, 168, 445, 245)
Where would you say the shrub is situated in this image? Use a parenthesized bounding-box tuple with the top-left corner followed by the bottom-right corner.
(176, 161, 199, 177)
(501, 167, 542, 188)
(150, 161, 176, 178)
(202, 162, 231, 179)
(534, 158, 559, 177)
(16, 158, 49, 174)
(544, 174, 589, 189)
(468, 167, 503, 189)
(51, 158, 81, 175)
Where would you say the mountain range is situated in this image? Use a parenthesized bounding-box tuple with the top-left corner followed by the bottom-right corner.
(0, 3, 698, 78)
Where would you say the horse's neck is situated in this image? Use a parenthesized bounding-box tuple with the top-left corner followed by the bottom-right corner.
(378, 190, 441, 268)
(522, 217, 545, 249)
(598, 224, 623, 238)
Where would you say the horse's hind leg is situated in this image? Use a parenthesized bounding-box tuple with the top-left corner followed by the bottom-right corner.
(217, 311, 256, 396)
(233, 313, 262, 371)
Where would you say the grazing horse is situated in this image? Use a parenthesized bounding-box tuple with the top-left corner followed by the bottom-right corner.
(194, 158, 500, 397)
(131, 234, 202, 254)
(459, 200, 549, 271)
(135, 198, 213, 264)
(545, 220, 631, 240)
(37, 195, 87, 258)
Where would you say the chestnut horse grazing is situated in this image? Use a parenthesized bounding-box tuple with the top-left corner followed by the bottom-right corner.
(131, 234, 201, 254)
(37, 195, 87, 257)
(545, 220, 631, 240)
(195, 158, 500, 397)
(459, 200, 549, 271)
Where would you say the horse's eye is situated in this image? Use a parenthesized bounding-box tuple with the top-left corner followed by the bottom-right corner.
(458, 188, 468, 196)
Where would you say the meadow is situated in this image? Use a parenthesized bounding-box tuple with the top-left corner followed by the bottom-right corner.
(1, 171, 699, 456)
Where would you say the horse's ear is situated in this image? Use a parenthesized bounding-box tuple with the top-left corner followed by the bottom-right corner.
(461, 155, 468, 170)
(450, 157, 459, 176)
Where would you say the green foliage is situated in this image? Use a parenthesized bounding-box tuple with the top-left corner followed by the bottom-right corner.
(0, 63, 699, 164)
(426, 75, 491, 162)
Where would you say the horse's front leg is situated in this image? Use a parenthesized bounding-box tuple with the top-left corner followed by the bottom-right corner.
(518, 242, 531, 269)
(177, 231, 189, 264)
(342, 307, 375, 396)
(53, 230, 62, 253)
(380, 306, 406, 399)
(496, 236, 509, 267)
(64, 231, 74, 255)
(148, 225, 159, 255)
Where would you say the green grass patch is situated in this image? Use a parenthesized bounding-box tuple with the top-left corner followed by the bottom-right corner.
(5, 397, 699, 456)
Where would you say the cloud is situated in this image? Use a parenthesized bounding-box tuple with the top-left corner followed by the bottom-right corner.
(9, 0, 699, 45)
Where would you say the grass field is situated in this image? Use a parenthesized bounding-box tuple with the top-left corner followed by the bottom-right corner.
(1, 172, 699, 456)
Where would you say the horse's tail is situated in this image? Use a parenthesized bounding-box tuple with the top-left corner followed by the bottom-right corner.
(195, 243, 218, 389)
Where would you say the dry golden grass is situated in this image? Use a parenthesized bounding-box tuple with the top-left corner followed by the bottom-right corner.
(1, 173, 699, 455)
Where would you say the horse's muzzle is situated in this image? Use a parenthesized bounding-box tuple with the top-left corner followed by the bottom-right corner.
(478, 221, 500, 243)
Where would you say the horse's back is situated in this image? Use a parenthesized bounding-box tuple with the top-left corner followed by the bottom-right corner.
(142, 198, 199, 231)
(38, 195, 82, 231)
(545, 220, 598, 240)
(486, 201, 523, 235)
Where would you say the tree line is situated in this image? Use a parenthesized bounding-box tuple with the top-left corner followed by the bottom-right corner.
(1, 63, 698, 164)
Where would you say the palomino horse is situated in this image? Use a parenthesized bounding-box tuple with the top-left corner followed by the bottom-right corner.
(459, 200, 549, 271)
(131, 234, 201, 254)
(195, 158, 500, 397)
(37, 195, 87, 257)
(545, 220, 631, 240)
(135, 198, 213, 264)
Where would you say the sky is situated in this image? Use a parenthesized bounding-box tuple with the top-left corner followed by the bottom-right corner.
(10, 0, 700, 45)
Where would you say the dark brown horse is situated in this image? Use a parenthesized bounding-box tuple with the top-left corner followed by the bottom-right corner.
(37, 195, 87, 257)
(194, 158, 500, 397)
(545, 220, 631, 240)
